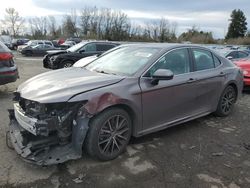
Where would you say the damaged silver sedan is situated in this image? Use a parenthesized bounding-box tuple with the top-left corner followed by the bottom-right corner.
(7, 44, 243, 165)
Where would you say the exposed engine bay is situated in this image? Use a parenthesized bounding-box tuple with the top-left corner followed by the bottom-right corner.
(7, 92, 90, 165)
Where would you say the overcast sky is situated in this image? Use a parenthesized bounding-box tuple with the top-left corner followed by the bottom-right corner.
(1, 0, 250, 38)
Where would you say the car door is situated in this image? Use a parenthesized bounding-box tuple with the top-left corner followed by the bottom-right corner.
(140, 48, 198, 132)
(41, 45, 53, 56)
(189, 48, 225, 113)
(32, 45, 42, 55)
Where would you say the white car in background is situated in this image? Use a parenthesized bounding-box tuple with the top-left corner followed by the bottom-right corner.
(73, 55, 98, 67)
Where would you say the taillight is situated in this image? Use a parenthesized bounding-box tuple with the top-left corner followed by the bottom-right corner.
(0, 52, 13, 60)
(0, 52, 15, 67)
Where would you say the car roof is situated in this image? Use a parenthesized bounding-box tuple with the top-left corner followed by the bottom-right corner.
(118, 43, 212, 51)
(0, 41, 11, 52)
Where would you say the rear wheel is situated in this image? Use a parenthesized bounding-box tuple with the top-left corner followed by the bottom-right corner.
(85, 108, 132, 161)
(215, 85, 237, 117)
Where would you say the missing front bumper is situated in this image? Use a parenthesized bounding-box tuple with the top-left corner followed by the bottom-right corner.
(8, 109, 89, 166)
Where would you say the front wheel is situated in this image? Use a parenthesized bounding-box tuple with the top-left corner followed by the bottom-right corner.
(85, 108, 132, 161)
(61, 61, 73, 68)
(214, 85, 237, 117)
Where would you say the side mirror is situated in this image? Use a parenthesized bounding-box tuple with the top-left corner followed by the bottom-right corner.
(79, 49, 85, 53)
(227, 56, 233, 60)
(151, 69, 174, 85)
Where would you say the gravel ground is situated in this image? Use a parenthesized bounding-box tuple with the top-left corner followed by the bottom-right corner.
(0, 53, 249, 188)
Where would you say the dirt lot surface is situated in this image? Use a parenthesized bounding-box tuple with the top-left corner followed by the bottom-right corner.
(0, 53, 250, 188)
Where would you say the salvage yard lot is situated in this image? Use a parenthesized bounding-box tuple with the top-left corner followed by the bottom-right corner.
(0, 53, 250, 188)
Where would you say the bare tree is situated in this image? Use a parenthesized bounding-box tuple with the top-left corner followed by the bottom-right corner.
(1, 8, 25, 37)
(47, 16, 62, 39)
(62, 9, 79, 38)
(29, 17, 48, 39)
(80, 7, 92, 37)
(158, 18, 170, 42)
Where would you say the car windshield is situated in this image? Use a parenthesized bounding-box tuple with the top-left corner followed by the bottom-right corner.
(67, 42, 87, 52)
(85, 46, 160, 76)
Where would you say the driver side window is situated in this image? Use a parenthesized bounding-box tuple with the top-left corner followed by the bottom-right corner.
(147, 48, 190, 77)
(82, 43, 96, 52)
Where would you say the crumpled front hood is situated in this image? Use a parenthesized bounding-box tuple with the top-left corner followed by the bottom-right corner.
(17, 68, 124, 103)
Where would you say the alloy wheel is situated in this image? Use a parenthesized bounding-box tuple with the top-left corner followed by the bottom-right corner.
(63, 62, 72, 68)
(221, 87, 236, 114)
(98, 115, 130, 156)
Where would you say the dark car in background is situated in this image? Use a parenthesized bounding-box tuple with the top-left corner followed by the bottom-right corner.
(0, 41, 18, 85)
(66, 37, 82, 44)
(21, 44, 59, 56)
(8, 44, 243, 165)
(60, 40, 76, 49)
(12, 38, 30, 50)
(43, 41, 119, 69)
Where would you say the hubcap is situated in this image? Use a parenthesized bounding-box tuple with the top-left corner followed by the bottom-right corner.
(98, 115, 129, 156)
(221, 88, 235, 114)
(64, 63, 72, 68)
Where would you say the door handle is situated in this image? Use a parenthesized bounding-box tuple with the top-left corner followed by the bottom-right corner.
(186, 78, 197, 83)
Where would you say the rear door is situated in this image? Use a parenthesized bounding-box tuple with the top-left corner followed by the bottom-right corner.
(189, 48, 225, 113)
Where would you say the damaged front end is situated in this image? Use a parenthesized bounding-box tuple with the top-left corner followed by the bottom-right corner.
(7, 93, 90, 166)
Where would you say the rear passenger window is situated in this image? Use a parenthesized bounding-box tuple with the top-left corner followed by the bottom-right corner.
(192, 49, 214, 71)
(213, 55, 221, 67)
(97, 44, 115, 51)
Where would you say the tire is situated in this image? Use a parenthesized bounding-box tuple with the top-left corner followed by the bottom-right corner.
(85, 108, 132, 161)
(61, 61, 73, 68)
(214, 85, 237, 117)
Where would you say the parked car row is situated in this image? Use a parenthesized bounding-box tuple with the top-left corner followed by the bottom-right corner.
(17, 40, 54, 53)
(43, 41, 119, 69)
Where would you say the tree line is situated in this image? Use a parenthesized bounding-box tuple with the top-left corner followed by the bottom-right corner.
(0, 7, 249, 44)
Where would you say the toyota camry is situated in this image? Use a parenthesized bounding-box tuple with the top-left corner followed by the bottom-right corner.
(8, 44, 243, 165)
